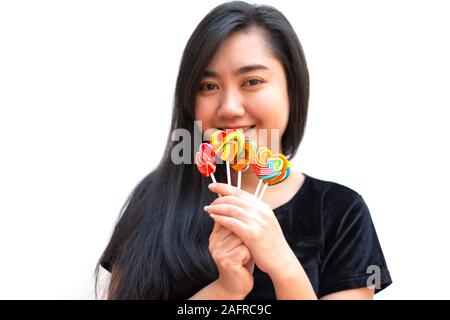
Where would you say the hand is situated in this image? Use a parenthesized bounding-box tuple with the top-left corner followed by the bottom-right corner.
(208, 221, 255, 298)
(205, 183, 295, 278)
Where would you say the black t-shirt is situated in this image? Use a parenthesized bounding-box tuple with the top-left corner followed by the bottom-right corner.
(100, 173, 392, 299)
(245, 173, 392, 299)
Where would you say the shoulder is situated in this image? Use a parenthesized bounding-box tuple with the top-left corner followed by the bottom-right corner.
(302, 174, 370, 227)
(304, 173, 363, 205)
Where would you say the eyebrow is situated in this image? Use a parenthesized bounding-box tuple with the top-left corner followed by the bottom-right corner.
(202, 64, 269, 78)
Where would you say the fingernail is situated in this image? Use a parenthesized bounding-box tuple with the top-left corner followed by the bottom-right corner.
(209, 213, 218, 219)
(203, 205, 210, 212)
(208, 183, 215, 189)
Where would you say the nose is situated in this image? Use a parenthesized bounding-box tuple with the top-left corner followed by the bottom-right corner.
(217, 89, 246, 119)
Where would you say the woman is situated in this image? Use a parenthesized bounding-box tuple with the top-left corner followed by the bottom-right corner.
(96, 1, 392, 299)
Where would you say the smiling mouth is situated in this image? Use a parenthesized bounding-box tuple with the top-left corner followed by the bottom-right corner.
(218, 125, 256, 132)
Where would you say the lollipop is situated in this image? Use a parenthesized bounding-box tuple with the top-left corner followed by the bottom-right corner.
(231, 139, 257, 189)
(195, 143, 217, 183)
(210, 130, 226, 156)
(251, 147, 291, 199)
(258, 153, 291, 199)
(266, 154, 291, 186)
(210, 129, 245, 186)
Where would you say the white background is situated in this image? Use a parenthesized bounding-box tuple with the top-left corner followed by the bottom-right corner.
(1, 0, 449, 299)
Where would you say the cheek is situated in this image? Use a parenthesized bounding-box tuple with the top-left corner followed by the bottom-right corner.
(195, 96, 217, 128)
(249, 86, 289, 130)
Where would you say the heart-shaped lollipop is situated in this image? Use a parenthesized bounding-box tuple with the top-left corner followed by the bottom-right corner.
(251, 147, 291, 199)
(265, 153, 291, 186)
(210, 129, 245, 186)
(252, 147, 273, 177)
(211, 129, 245, 161)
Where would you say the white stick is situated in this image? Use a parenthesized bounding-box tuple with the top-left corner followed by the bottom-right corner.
(226, 161, 231, 186)
(254, 179, 263, 197)
(258, 182, 268, 200)
(210, 173, 221, 197)
(237, 171, 241, 189)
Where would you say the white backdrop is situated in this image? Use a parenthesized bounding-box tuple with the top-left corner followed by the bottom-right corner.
(1, 0, 449, 299)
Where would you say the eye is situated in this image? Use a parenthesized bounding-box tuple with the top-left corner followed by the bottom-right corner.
(199, 82, 219, 92)
(243, 78, 264, 87)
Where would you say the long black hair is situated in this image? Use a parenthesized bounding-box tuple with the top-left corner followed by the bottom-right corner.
(95, 0, 310, 299)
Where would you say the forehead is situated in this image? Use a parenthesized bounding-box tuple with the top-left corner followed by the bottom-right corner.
(206, 28, 277, 71)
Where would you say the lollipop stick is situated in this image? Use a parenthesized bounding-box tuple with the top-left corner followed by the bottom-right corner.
(258, 182, 268, 200)
(254, 179, 263, 197)
(237, 171, 241, 189)
(226, 161, 231, 186)
(210, 173, 222, 197)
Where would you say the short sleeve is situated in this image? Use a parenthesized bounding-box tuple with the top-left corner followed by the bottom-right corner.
(318, 193, 392, 297)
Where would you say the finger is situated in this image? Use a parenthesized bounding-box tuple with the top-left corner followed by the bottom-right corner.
(239, 246, 251, 265)
(217, 234, 244, 254)
(209, 213, 250, 242)
(209, 222, 233, 244)
(225, 244, 251, 264)
(216, 223, 233, 238)
(208, 183, 254, 201)
(209, 195, 268, 223)
(206, 203, 251, 224)
(209, 195, 253, 211)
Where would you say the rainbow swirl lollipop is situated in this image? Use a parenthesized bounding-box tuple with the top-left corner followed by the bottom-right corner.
(251, 147, 292, 199)
(265, 154, 291, 186)
(210, 129, 245, 186)
(210, 129, 245, 162)
(210, 130, 226, 158)
(252, 147, 272, 177)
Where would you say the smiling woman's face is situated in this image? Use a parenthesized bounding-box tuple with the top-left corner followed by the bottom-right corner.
(195, 27, 289, 152)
